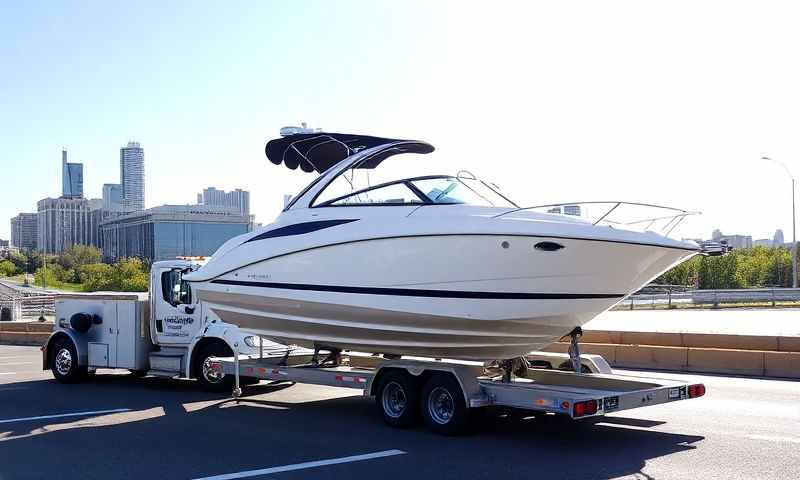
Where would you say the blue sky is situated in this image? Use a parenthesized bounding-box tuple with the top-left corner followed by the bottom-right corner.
(3, 1, 800, 241)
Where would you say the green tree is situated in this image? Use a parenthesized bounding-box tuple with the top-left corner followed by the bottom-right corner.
(80, 263, 114, 292)
(111, 258, 149, 292)
(59, 245, 102, 283)
(34, 266, 61, 288)
(0, 260, 16, 277)
(7, 251, 28, 273)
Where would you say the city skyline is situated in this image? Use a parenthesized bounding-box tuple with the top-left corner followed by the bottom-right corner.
(3, 3, 800, 241)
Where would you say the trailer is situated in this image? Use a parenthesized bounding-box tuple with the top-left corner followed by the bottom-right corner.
(40, 259, 706, 435)
(210, 344, 706, 435)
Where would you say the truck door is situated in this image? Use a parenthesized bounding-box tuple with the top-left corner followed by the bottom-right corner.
(153, 267, 202, 345)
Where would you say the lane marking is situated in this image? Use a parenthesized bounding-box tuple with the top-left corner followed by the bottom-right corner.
(0, 408, 132, 425)
(0, 372, 17, 376)
(192, 449, 407, 480)
(746, 434, 800, 444)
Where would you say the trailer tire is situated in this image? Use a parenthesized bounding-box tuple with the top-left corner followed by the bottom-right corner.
(50, 338, 86, 383)
(193, 343, 234, 392)
(420, 374, 469, 435)
(375, 370, 419, 428)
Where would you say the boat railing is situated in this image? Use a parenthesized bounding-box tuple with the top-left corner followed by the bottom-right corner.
(492, 201, 700, 237)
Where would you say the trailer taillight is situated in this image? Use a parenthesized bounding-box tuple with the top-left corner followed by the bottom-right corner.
(573, 399, 598, 417)
(688, 384, 706, 398)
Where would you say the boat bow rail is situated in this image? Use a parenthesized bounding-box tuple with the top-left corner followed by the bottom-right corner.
(493, 201, 701, 237)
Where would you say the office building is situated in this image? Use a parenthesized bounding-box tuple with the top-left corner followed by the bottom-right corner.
(711, 231, 753, 250)
(61, 150, 84, 199)
(99, 205, 249, 262)
(283, 194, 293, 208)
(754, 239, 773, 247)
(774, 229, 785, 246)
(37, 198, 102, 254)
(197, 187, 250, 216)
(10, 213, 38, 251)
(120, 141, 145, 211)
(102, 183, 123, 212)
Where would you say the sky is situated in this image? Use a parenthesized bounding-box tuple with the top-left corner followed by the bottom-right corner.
(2, 1, 800, 242)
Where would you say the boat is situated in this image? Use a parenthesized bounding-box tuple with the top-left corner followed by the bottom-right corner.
(184, 131, 701, 360)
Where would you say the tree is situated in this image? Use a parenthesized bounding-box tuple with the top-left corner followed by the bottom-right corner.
(111, 258, 149, 292)
(59, 245, 102, 282)
(80, 263, 114, 292)
(0, 260, 16, 277)
(34, 266, 60, 288)
(7, 251, 28, 273)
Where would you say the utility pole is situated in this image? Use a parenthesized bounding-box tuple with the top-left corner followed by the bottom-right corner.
(762, 156, 797, 288)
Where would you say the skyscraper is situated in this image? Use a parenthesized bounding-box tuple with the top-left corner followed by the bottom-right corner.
(774, 229, 785, 246)
(10, 213, 38, 251)
(61, 149, 84, 199)
(197, 187, 250, 216)
(120, 141, 145, 211)
(102, 183, 123, 212)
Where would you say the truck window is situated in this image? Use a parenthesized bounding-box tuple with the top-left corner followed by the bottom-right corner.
(161, 269, 192, 306)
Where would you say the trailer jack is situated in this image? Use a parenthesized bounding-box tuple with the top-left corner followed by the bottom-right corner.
(567, 327, 583, 374)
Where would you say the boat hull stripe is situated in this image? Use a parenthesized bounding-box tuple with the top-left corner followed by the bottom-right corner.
(209, 279, 625, 300)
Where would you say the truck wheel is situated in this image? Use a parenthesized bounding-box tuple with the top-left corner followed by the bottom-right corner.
(420, 374, 469, 435)
(194, 343, 234, 392)
(50, 338, 87, 384)
(375, 371, 419, 428)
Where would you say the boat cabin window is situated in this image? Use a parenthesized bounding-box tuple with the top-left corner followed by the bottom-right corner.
(328, 182, 426, 206)
(410, 177, 515, 207)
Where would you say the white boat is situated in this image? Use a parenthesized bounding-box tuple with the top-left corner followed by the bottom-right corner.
(184, 132, 701, 360)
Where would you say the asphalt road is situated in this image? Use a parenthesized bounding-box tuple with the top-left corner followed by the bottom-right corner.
(1, 344, 798, 480)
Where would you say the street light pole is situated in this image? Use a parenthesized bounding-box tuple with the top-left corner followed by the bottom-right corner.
(762, 156, 797, 288)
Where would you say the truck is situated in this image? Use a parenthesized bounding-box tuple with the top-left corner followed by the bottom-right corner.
(41, 260, 267, 391)
(42, 259, 706, 435)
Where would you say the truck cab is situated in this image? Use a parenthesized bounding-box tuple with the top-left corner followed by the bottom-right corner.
(42, 259, 266, 391)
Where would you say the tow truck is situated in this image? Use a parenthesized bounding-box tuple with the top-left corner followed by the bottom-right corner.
(42, 258, 706, 435)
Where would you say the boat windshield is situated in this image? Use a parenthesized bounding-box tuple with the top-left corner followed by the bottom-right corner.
(315, 175, 517, 208)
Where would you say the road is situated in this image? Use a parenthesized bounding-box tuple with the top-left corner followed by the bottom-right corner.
(1, 344, 798, 480)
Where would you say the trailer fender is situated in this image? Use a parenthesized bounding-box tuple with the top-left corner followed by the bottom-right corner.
(42, 330, 87, 370)
(370, 362, 482, 408)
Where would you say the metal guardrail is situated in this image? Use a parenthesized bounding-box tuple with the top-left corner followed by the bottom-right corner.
(619, 287, 800, 309)
(0, 280, 56, 321)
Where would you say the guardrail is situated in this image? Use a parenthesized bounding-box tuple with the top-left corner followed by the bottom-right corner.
(616, 287, 800, 310)
(0, 280, 56, 321)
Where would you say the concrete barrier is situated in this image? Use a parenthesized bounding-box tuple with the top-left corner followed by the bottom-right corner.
(579, 329, 799, 353)
(544, 342, 800, 379)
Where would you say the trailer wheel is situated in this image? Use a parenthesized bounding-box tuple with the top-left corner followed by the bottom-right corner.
(50, 338, 86, 383)
(375, 371, 419, 428)
(194, 343, 234, 392)
(420, 374, 469, 435)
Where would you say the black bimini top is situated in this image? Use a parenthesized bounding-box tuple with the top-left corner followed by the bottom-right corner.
(265, 132, 434, 174)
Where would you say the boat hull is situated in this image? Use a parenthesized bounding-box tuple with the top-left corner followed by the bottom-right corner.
(192, 235, 695, 360)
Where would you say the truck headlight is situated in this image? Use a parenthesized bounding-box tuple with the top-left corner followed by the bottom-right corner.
(243, 336, 260, 348)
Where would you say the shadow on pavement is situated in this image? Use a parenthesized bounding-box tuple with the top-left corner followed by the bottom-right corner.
(0, 373, 704, 480)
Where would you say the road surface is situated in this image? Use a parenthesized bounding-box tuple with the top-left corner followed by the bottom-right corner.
(0, 345, 798, 479)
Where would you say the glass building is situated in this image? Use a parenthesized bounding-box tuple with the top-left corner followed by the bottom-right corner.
(120, 141, 145, 211)
(99, 205, 249, 262)
(61, 150, 84, 199)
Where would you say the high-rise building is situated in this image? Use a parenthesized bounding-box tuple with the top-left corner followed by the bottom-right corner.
(197, 187, 250, 216)
(99, 205, 249, 262)
(774, 229, 785, 246)
(546, 205, 582, 217)
(61, 150, 84, 199)
(37, 197, 101, 254)
(120, 141, 145, 211)
(10, 213, 38, 251)
(102, 183, 123, 212)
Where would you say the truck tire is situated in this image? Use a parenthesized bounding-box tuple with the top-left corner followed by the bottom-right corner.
(420, 374, 469, 435)
(375, 370, 419, 428)
(50, 338, 87, 383)
(193, 343, 235, 392)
